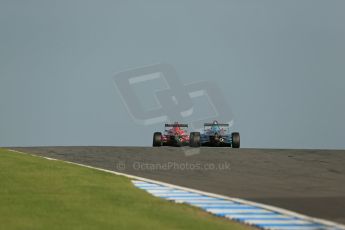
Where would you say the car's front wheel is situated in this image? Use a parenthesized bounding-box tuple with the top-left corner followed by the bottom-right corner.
(231, 132, 240, 148)
(153, 132, 162, 147)
(189, 132, 201, 147)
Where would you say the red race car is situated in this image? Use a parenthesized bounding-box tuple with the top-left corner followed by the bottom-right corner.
(153, 122, 190, 147)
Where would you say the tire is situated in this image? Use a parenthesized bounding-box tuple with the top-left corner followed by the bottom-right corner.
(189, 132, 201, 147)
(153, 132, 162, 147)
(231, 132, 240, 148)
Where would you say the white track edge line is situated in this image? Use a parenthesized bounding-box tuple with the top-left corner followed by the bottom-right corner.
(7, 149, 345, 230)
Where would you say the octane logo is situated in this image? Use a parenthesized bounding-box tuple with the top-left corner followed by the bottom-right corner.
(113, 63, 233, 156)
(113, 63, 233, 130)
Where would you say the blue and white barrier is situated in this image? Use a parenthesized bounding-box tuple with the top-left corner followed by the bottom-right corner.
(133, 180, 345, 230)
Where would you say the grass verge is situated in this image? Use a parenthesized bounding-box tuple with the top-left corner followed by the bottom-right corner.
(0, 148, 252, 230)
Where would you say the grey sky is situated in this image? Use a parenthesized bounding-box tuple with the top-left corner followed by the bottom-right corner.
(0, 0, 344, 148)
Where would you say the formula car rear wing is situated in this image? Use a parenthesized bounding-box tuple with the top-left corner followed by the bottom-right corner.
(165, 124, 188, 127)
(204, 123, 229, 126)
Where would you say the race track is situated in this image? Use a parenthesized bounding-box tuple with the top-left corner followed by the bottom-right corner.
(12, 147, 345, 224)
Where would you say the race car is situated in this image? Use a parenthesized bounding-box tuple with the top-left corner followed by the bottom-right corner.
(196, 121, 240, 148)
(153, 122, 190, 147)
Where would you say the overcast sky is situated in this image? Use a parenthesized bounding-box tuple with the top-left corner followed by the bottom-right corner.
(1, 0, 344, 149)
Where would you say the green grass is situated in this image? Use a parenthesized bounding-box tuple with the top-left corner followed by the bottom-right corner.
(0, 148, 252, 230)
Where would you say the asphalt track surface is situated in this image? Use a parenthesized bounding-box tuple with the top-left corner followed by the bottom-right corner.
(12, 147, 345, 225)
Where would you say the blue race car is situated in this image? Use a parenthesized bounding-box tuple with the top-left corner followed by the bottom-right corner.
(190, 121, 240, 148)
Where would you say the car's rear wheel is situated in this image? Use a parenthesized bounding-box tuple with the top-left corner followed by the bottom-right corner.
(189, 132, 201, 147)
(153, 132, 162, 147)
(231, 132, 240, 148)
